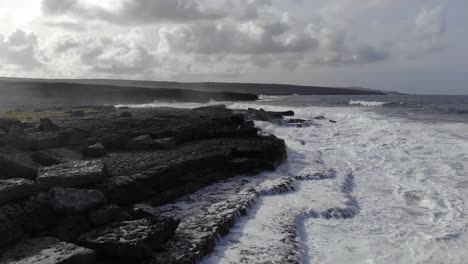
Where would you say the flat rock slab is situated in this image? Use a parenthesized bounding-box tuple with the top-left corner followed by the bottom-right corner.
(32, 148, 84, 166)
(0, 152, 40, 180)
(0, 237, 96, 264)
(49, 187, 106, 214)
(78, 217, 180, 260)
(0, 178, 39, 205)
(89, 204, 131, 227)
(29, 132, 62, 151)
(37, 160, 108, 188)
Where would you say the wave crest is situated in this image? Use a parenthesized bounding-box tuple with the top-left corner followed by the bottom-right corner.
(349, 100, 390, 106)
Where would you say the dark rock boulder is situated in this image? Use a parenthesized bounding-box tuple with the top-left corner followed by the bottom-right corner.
(24, 126, 40, 133)
(49, 187, 106, 214)
(0, 118, 21, 132)
(0, 214, 24, 249)
(0, 193, 57, 249)
(38, 118, 60, 132)
(37, 160, 108, 188)
(84, 143, 107, 158)
(131, 203, 161, 219)
(54, 214, 92, 242)
(32, 148, 84, 166)
(77, 217, 180, 260)
(193, 104, 231, 113)
(0, 152, 40, 180)
(0, 237, 96, 264)
(127, 134, 153, 151)
(29, 132, 62, 151)
(89, 204, 132, 227)
(152, 137, 176, 150)
(8, 125, 26, 136)
(58, 129, 88, 147)
(99, 134, 131, 150)
(244, 108, 295, 122)
(0, 178, 39, 205)
(120, 111, 133, 118)
(71, 110, 85, 117)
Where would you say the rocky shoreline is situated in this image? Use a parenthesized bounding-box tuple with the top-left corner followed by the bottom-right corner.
(0, 104, 308, 263)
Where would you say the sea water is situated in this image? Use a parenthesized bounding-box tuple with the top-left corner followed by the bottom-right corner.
(128, 94, 468, 263)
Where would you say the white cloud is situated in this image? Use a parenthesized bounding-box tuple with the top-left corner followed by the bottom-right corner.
(414, 6, 445, 51)
(0, 29, 42, 70)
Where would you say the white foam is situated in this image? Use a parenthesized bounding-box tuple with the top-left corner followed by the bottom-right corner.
(349, 100, 390, 106)
(258, 95, 288, 101)
(202, 101, 468, 264)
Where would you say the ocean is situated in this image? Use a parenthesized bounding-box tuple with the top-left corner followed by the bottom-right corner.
(125, 94, 468, 264)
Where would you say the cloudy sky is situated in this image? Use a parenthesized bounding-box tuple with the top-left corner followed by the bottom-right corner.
(0, 0, 467, 94)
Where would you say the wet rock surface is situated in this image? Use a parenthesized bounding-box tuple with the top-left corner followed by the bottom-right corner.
(0, 178, 38, 205)
(78, 217, 180, 260)
(0, 105, 289, 263)
(0, 237, 96, 264)
(49, 187, 106, 214)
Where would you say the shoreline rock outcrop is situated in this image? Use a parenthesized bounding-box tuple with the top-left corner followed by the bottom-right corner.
(0, 105, 288, 263)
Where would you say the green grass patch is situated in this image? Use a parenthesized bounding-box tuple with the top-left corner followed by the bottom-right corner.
(0, 111, 68, 121)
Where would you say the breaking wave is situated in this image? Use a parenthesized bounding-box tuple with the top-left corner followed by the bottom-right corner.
(349, 100, 391, 106)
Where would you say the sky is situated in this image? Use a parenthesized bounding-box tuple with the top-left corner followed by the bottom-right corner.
(0, 0, 467, 94)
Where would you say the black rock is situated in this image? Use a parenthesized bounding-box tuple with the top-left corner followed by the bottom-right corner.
(0, 237, 96, 264)
(0, 193, 58, 248)
(29, 132, 62, 151)
(38, 118, 60, 132)
(54, 214, 92, 242)
(100, 134, 131, 150)
(0, 178, 39, 205)
(31, 148, 84, 166)
(58, 129, 88, 147)
(0, 118, 21, 132)
(89, 204, 132, 227)
(0, 152, 40, 180)
(71, 110, 85, 117)
(77, 217, 180, 260)
(84, 143, 107, 158)
(127, 134, 153, 151)
(8, 125, 26, 136)
(37, 160, 108, 188)
(49, 187, 106, 214)
(152, 137, 176, 150)
(193, 104, 231, 112)
(120, 112, 133, 118)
